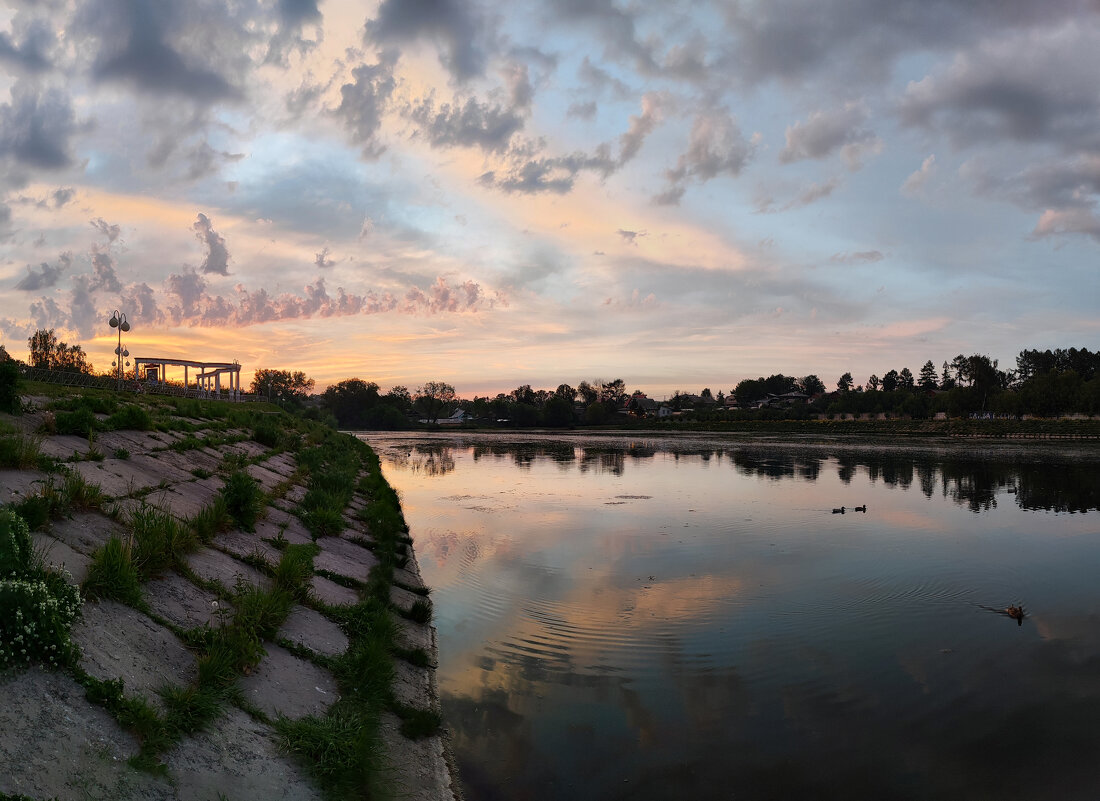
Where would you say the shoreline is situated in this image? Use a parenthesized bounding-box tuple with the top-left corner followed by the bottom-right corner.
(2, 389, 459, 801)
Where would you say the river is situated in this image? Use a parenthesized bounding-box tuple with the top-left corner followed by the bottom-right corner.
(359, 431, 1100, 801)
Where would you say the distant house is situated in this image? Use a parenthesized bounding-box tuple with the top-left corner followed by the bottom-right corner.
(420, 408, 470, 425)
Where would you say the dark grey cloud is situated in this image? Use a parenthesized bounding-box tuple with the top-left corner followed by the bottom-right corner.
(657, 110, 756, 205)
(78, 0, 245, 101)
(718, 0, 1093, 89)
(91, 217, 121, 242)
(14, 259, 66, 291)
(52, 187, 75, 207)
(899, 24, 1100, 154)
(0, 15, 55, 73)
(90, 247, 122, 294)
(552, 0, 658, 73)
(192, 213, 230, 275)
(335, 56, 398, 157)
(831, 250, 885, 264)
(366, 0, 487, 81)
(484, 146, 616, 195)
(567, 101, 598, 120)
(780, 102, 881, 169)
(0, 81, 80, 169)
(407, 95, 526, 153)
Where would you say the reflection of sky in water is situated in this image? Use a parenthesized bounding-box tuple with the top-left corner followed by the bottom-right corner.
(361, 433, 1100, 801)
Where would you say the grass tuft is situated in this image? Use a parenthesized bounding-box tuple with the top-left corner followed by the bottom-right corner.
(221, 471, 263, 532)
(82, 536, 144, 607)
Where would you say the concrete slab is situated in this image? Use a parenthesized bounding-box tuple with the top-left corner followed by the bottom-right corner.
(390, 585, 426, 614)
(145, 572, 230, 631)
(263, 507, 314, 544)
(0, 667, 169, 801)
(239, 643, 339, 720)
(379, 711, 459, 801)
(37, 434, 91, 460)
(391, 660, 436, 711)
(144, 477, 221, 521)
(314, 537, 378, 583)
(186, 548, 271, 593)
(222, 440, 269, 459)
(48, 512, 127, 556)
(127, 453, 196, 485)
(246, 462, 285, 492)
(309, 574, 358, 607)
(213, 530, 282, 567)
(163, 706, 322, 801)
(147, 448, 222, 477)
(70, 459, 146, 498)
(253, 516, 313, 547)
(93, 429, 159, 455)
(284, 483, 308, 505)
(72, 600, 197, 703)
(32, 532, 91, 584)
(0, 468, 47, 504)
(394, 617, 437, 659)
(278, 605, 349, 658)
(261, 452, 297, 477)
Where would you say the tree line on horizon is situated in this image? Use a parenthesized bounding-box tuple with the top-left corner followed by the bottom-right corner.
(6, 331, 1099, 427)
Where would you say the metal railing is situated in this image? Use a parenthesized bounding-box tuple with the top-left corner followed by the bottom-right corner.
(18, 365, 259, 402)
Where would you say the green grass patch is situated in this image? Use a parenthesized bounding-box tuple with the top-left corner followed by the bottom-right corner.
(106, 404, 154, 431)
(0, 433, 41, 469)
(52, 406, 97, 437)
(82, 536, 144, 607)
(128, 504, 197, 578)
(221, 471, 263, 532)
(190, 496, 231, 543)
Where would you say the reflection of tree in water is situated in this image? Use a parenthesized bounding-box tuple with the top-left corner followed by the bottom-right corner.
(836, 456, 858, 485)
(579, 447, 626, 476)
(402, 444, 456, 477)
(1015, 464, 1100, 513)
(471, 442, 578, 471)
(933, 459, 1021, 513)
(732, 453, 796, 480)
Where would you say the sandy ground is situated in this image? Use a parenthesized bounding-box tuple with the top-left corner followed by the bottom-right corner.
(1, 397, 459, 801)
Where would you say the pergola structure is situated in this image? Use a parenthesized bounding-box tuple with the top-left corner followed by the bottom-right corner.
(133, 357, 243, 398)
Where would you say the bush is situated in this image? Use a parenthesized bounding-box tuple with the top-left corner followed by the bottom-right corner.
(0, 433, 41, 470)
(252, 422, 281, 448)
(221, 471, 263, 532)
(54, 407, 97, 437)
(129, 505, 197, 577)
(0, 509, 82, 671)
(106, 404, 153, 431)
(0, 360, 19, 415)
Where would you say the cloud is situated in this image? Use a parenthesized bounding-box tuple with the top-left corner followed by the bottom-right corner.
(779, 101, 881, 169)
(1031, 208, 1100, 243)
(577, 56, 631, 99)
(618, 92, 668, 165)
(51, 187, 75, 207)
(567, 100, 598, 120)
(657, 110, 756, 204)
(755, 176, 843, 213)
(552, 0, 657, 73)
(899, 22, 1100, 153)
(406, 95, 526, 153)
(90, 247, 122, 293)
(0, 81, 80, 169)
(901, 154, 936, 196)
(79, 0, 244, 101)
(315, 247, 336, 268)
(14, 259, 66, 291)
(91, 217, 121, 242)
(0, 15, 55, 73)
(831, 250, 884, 264)
(617, 229, 645, 244)
(334, 56, 398, 157)
(366, 0, 487, 81)
(192, 213, 230, 275)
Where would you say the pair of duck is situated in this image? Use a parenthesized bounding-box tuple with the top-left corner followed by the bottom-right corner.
(832, 505, 867, 514)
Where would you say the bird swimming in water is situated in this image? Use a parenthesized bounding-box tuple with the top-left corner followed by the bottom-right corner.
(832, 506, 845, 514)
(1006, 605, 1026, 625)
(853, 505, 867, 513)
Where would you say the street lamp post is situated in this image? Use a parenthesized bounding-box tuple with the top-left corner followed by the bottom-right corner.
(108, 310, 130, 390)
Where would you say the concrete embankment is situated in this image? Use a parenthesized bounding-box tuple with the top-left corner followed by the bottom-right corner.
(1, 392, 458, 801)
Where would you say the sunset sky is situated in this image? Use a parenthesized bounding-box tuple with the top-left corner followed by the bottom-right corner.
(1, 0, 1097, 397)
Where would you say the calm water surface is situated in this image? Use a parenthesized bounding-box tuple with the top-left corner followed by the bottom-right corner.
(360, 432, 1100, 801)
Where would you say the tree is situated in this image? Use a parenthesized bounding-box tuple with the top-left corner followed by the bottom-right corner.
(385, 385, 412, 412)
(543, 396, 575, 427)
(322, 378, 380, 428)
(554, 383, 577, 402)
(882, 369, 899, 392)
(250, 369, 315, 403)
(577, 381, 598, 405)
(899, 367, 915, 391)
(414, 381, 456, 423)
(837, 372, 854, 392)
(918, 360, 939, 391)
(866, 374, 881, 391)
(28, 329, 58, 369)
(54, 342, 93, 374)
(511, 384, 536, 405)
(798, 374, 826, 396)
